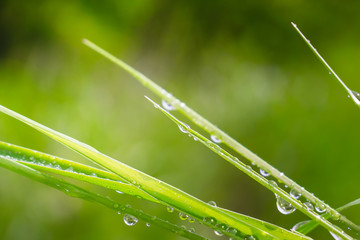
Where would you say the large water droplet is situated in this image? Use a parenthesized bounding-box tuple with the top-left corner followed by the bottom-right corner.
(208, 201, 217, 207)
(315, 203, 327, 213)
(290, 189, 301, 199)
(210, 135, 222, 143)
(291, 220, 310, 232)
(124, 214, 138, 226)
(259, 169, 270, 177)
(161, 100, 175, 111)
(276, 197, 296, 215)
(179, 212, 188, 220)
(167, 206, 174, 213)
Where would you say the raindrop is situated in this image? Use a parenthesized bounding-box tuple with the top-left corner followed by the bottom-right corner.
(290, 189, 301, 199)
(161, 100, 175, 111)
(188, 217, 195, 223)
(269, 180, 278, 187)
(210, 135, 222, 143)
(178, 123, 190, 133)
(146, 222, 151, 227)
(208, 201, 217, 207)
(123, 214, 138, 226)
(329, 232, 342, 240)
(304, 201, 314, 210)
(276, 197, 296, 215)
(203, 217, 217, 225)
(189, 228, 195, 233)
(214, 230, 223, 236)
(315, 203, 327, 213)
(245, 236, 256, 240)
(179, 212, 188, 220)
(166, 206, 174, 213)
(350, 90, 360, 103)
(291, 220, 310, 232)
(259, 169, 270, 177)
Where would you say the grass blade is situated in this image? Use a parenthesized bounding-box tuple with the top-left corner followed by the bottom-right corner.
(0, 153, 208, 240)
(0, 104, 311, 239)
(291, 22, 360, 107)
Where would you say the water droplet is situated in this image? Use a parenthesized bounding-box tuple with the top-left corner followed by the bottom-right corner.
(161, 100, 175, 111)
(203, 217, 217, 225)
(179, 212, 188, 220)
(315, 203, 326, 213)
(166, 206, 174, 213)
(123, 214, 138, 226)
(208, 201, 217, 207)
(269, 180, 278, 187)
(189, 228, 195, 233)
(259, 169, 270, 177)
(350, 90, 360, 103)
(276, 197, 296, 215)
(290, 189, 301, 199)
(178, 123, 190, 133)
(117, 211, 121, 215)
(304, 201, 314, 210)
(113, 203, 119, 208)
(214, 230, 223, 236)
(210, 135, 222, 143)
(116, 190, 123, 194)
(329, 232, 342, 240)
(146, 222, 151, 227)
(188, 217, 195, 223)
(291, 220, 310, 232)
(329, 72, 332, 75)
(227, 227, 238, 235)
(245, 236, 256, 240)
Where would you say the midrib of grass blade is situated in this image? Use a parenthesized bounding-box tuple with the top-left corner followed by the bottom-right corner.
(0, 141, 159, 204)
(82, 39, 353, 234)
(146, 96, 354, 240)
(291, 22, 360, 108)
(0, 155, 207, 240)
(0, 106, 310, 240)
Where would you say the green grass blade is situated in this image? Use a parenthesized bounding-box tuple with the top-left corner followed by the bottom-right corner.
(82, 39, 353, 233)
(0, 105, 312, 240)
(0, 154, 208, 240)
(291, 22, 360, 108)
(146, 96, 356, 239)
(0, 141, 160, 204)
(295, 198, 360, 235)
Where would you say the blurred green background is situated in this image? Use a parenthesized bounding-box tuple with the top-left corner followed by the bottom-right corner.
(0, 1, 359, 239)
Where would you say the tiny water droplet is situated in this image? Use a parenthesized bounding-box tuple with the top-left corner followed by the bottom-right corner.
(146, 222, 151, 227)
(189, 227, 195, 233)
(179, 212, 188, 220)
(117, 211, 121, 215)
(290, 189, 301, 199)
(208, 201, 217, 207)
(276, 197, 296, 215)
(315, 203, 326, 213)
(178, 123, 190, 133)
(244, 236, 256, 240)
(161, 100, 175, 111)
(214, 230, 223, 236)
(210, 135, 222, 143)
(304, 201, 314, 210)
(113, 203, 119, 208)
(188, 217, 195, 223)
(203, 217, 217, 225)
(350, 90, 360, 102)
(329, 72, 332, 75)
(291, 220, 310, 232)
(260, 169, 270, 177)
(227, 227, 238, 235)
(269, 180, 278, 187)
(166, 206, 174, 213)
(123, 214, 138, 226)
